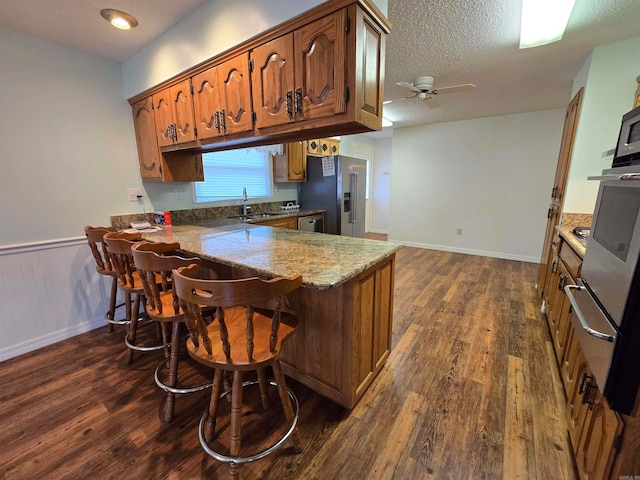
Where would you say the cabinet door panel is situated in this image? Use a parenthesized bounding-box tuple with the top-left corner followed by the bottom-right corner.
(566, 350, 591, 452)
(219, 53, 253, 136)
(152, 89, 175, 148)
(294, 10, 346, 121)
(170, 80, 196, 144)
(576, 390, 623, 480)
(252, 34, 295, 129)
(131, 98, 161, 180)
(192, 67, 221, 141)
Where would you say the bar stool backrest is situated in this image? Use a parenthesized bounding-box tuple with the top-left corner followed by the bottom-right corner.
(84, 226, 116, 276)
(103, 231, 144, 290)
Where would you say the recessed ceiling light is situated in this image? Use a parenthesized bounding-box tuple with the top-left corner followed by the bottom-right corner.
(100, 8, 139, 30)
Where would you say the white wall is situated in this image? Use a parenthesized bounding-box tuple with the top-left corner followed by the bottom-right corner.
(563, 36, 640, 213)
(0, 27, 138, 359)
(0, 28, 141, 245)
(388, 109, 565, 262)
(372, 137, 392, 233)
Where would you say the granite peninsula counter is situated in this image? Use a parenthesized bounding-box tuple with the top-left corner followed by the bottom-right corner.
(141, 223, 402, 408)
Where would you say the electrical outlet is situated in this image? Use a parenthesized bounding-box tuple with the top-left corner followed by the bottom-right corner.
(456, 228, 462, 235)
(174, 187, 184, 199)
(127, 187, 143, 202)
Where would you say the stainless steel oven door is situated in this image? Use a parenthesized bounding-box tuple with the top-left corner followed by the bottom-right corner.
(583, 165, 640, 327)
(565, 284, 618, 390)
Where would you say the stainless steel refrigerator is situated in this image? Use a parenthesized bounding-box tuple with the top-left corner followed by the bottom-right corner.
(297, 155, 366, 237)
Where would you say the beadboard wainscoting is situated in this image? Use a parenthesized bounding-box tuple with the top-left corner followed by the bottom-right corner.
(0, 238, 113, 361)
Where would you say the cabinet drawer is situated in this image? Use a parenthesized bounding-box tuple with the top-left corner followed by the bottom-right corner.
(560, 241, 582, 280)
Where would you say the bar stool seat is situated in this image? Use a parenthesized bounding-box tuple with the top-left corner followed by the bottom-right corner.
(172, 264, 303, 479)
(103, 231, 166, 364)
(131, 241, 214, 422)
(84, 226, 127, 332)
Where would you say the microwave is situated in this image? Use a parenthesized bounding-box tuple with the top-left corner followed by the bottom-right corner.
(612, 105, 640, 167)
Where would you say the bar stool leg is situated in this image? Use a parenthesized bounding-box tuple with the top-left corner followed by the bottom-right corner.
(163, 321, 181, 422)
(204, 368, 224, 443)
(256, 368, 271, 410)
(126, 293, 141, 365)
(229, 371, 244, 480)
(107, 276, 118, 333)
(273, 361, 303, 453)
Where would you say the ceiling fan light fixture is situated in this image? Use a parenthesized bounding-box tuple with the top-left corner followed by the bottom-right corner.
(100, 8, 139, 30)
(519, 0, 575, 49)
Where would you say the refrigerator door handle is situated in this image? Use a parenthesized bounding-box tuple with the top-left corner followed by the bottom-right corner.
(350, 172, 358, 224)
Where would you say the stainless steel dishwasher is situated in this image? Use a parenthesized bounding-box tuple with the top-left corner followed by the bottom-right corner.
(297, 214, 324, 233)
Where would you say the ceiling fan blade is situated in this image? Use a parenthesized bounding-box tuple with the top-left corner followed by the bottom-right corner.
(432, 83, 476, 95)
(423, 96, 440, 108)
(396, 81, 421, 93)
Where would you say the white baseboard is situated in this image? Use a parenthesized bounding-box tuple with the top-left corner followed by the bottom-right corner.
(391, 239, 540, 263)
(0, 316, 105, 362)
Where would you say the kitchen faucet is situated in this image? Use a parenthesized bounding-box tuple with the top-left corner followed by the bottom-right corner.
(242, 187, 249, 216)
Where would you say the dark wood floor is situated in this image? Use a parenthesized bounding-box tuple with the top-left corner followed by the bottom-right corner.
(0, 246, 577, 479)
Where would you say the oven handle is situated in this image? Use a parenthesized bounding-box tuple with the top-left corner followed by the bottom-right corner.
(564, 285, 615, 342)
(587, 173, 640, 181)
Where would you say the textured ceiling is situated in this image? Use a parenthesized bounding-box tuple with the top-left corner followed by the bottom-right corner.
(381, 0, 640, 131)
(0, 0, 639, 131)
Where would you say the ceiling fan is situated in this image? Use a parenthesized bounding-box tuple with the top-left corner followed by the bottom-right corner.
(387, 75, 476, 108)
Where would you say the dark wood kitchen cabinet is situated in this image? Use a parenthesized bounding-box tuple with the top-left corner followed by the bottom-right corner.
(541, 232, 640, 480)
(128, 0, 389, 154)
(131, 97, 204, 182)
(251, 11, 347, 131)
(273, 141, 307, 182)
(152, 79, 197, 149)
(192, 53, 253, 143)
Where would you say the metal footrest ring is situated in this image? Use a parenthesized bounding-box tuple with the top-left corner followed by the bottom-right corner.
(154, 357, 213, 395)
(105, 301, 129, 326)
(124, 334, 168, 353)
(198, 379, 300, 465)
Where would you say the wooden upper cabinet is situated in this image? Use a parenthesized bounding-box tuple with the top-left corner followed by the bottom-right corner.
(193, 53, 253, 142)
(635, 75, 640, 108)
(132, 97, 162, 180)
(273, 141, 307, 182)
(152, 79, 197, 148)
(252, 34, 296, 129)
(129, 1, 389, 158)
(252, 10, 347, 131)
(132, 97, 204, 183)
(294, 10, 347, 121)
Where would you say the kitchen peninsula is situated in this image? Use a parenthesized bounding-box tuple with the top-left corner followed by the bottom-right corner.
(141, 222, 401, 408)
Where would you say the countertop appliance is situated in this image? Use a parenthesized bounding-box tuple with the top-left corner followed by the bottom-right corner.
(612, 105, 640, 168)
(565, 165, 640, 414)
(297, 214, 324, 233)
(298, 155, 366, 238)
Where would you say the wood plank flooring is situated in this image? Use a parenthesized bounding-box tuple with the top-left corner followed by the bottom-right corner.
(0, 246, 577, 479)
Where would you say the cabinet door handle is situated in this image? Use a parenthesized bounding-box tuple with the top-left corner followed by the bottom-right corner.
(166, 123, 177, 143)
(220, 109, 226, 133)
(551, 260, 558, 273)
(214, 111, 220, 133)
(579, 372, 597, 409)
(557, 274, 566, 291)
(286, 90, 293, 119)
(295, 87, 303, 115)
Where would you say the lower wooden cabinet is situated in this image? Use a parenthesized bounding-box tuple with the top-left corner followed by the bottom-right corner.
(575, 388, 624, 480)
(542, 233, 637, 480)
(254, 216, 298, 230)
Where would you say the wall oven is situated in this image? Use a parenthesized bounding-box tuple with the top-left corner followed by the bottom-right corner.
(565, 165, 640, 414)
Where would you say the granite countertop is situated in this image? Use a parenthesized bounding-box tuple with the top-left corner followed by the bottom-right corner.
(556, 225, 587, 258)
(140, 224, 402, 290)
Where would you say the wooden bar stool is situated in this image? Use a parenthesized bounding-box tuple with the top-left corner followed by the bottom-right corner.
(172, 264, 303, 479)
(131, 241, 214, 422)
(84, 226, 127, 332)
(103, 231, 166, 364)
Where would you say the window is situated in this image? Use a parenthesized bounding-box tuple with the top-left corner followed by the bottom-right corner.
(195, 147, 274, 203)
